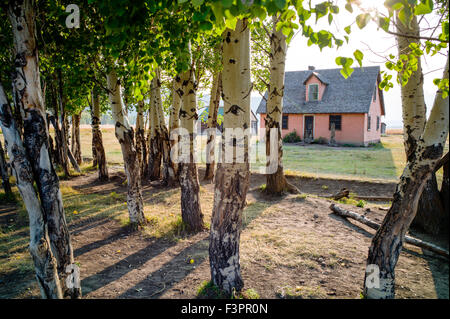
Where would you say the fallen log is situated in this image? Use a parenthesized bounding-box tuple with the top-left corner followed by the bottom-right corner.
(332, 188, 349, 200)
(353, 195, 393, 201)
(329, 203, 449, 258)
(322, 192, 393, 202)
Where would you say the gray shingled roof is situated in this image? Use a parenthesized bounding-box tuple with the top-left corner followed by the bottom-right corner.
(256, 66, 385, 115)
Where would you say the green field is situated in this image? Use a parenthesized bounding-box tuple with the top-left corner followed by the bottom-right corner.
(2, 128, 447, 183)
(77, 128, 408, 182)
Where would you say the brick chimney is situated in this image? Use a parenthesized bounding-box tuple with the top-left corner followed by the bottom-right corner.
(308, 66, 315, 70)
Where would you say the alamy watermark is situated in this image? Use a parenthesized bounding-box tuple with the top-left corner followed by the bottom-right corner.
(65, 4, 80, 29)
(365, 264, 380, 289)
(170, 127, 280, 174)
(65, 263, 81, 289)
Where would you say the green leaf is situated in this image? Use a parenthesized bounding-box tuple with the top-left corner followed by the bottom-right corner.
(356, 13, 371, 29)
(340, 67, 354, 78)
(252, 6, 267, 21)
(378, 17, 390, 32)
(315, 2, 329, 21)
(398, 5, 413, 27)
(353, 49, 364, 67)
(221, 0, 233, 8)
(297, 7, 311, 22)
(328, 13, 333, 25)
(281, 26, 292, 38)
(335, 57, 354, 78)
(384, 0, 404, 11)
(225, 17, 237, 30)
(192, 0, 204, 7)
(344, 25, 351, 34)
(199, 21, 213, 31)
(275, 0, 287, 10)
(345, 3, 353, 13)
(414, 0, 433, 15)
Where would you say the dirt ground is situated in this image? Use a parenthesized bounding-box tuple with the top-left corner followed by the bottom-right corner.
(0, 167, 448, 299)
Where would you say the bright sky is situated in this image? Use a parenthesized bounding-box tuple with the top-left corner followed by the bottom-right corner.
(280, 0, 448, 128)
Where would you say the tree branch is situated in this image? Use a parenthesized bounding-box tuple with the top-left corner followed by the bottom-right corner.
(385, 30, 448, 43)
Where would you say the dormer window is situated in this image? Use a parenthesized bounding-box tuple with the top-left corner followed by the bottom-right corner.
(308, 84, 319, 101)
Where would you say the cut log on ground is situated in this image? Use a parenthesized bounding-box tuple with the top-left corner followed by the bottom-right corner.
(353, 195, 393, 201)
(324, 193, 393, 201)
(324, 188, 393, 202)
(329, 204, 449, 258)
(332, 188, 349, 200)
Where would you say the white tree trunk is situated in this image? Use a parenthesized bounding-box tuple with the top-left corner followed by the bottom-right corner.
(148, 74, 162, 181)
(1, 83, 62, 299)
(136, 100, 146, 177)
(364, 59, 449, 299)
(8, 0, 79, 298)
(209, 19, 251, 295)
(178, 51, 204, 232)
(91, 91, 108, 181)
(106, 69, 146, 227)
(168, 76, 183, 179)
(396, 15, 427, 160)
(0, 139, 12, 196)
(153, 70, 176, 186)
(204, 71, 221, 181)
(265, 15, 299, 194)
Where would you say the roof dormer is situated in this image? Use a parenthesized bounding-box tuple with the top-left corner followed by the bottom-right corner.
(304, 71, 328, 102)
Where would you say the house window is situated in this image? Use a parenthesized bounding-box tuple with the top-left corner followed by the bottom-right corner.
(367, 115, 371, 131)
(308, 84, 319, 101)
(251, 121, 258, 135)
(376, 116, 380, 131)
(282, 115, 289, 129)
(329, 115, 342, 131)
(373, 86, 377, 101)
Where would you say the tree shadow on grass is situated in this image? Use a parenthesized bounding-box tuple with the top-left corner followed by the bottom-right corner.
(330, 211, 449, 298)
(0, 189, 129, 298)
(80, 236, 180, 296)
(423, 251, 449, 299)
(108, 201, 273, 299)
(329, 212, 429, 258)
(116, 235, 210, 299)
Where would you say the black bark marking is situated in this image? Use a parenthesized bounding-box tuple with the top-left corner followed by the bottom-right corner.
(0, 104, 13, 127)
(179, 109, 188, 118)
(14, 52, 27, 67)
(423, 144, 443, 160)
(226, 104, 244, 116)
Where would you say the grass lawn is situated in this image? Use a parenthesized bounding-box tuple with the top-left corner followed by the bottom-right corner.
(2, 128, 447, 183)
(280, 135, 407, 181)
(78, 128, 408, 181)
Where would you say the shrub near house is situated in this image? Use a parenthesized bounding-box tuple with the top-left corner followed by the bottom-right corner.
(257, 66, 386, 146)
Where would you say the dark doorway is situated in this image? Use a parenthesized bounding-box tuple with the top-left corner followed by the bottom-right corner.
(304, 116, 314, 143)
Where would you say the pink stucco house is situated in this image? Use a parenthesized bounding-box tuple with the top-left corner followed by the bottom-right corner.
(256, 66, 386, 146)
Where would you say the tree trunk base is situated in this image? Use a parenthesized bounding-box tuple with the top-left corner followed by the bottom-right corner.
(266, 172, 300, 195)
(412, 174, 447, 235)
(179, 163, 204, 232)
